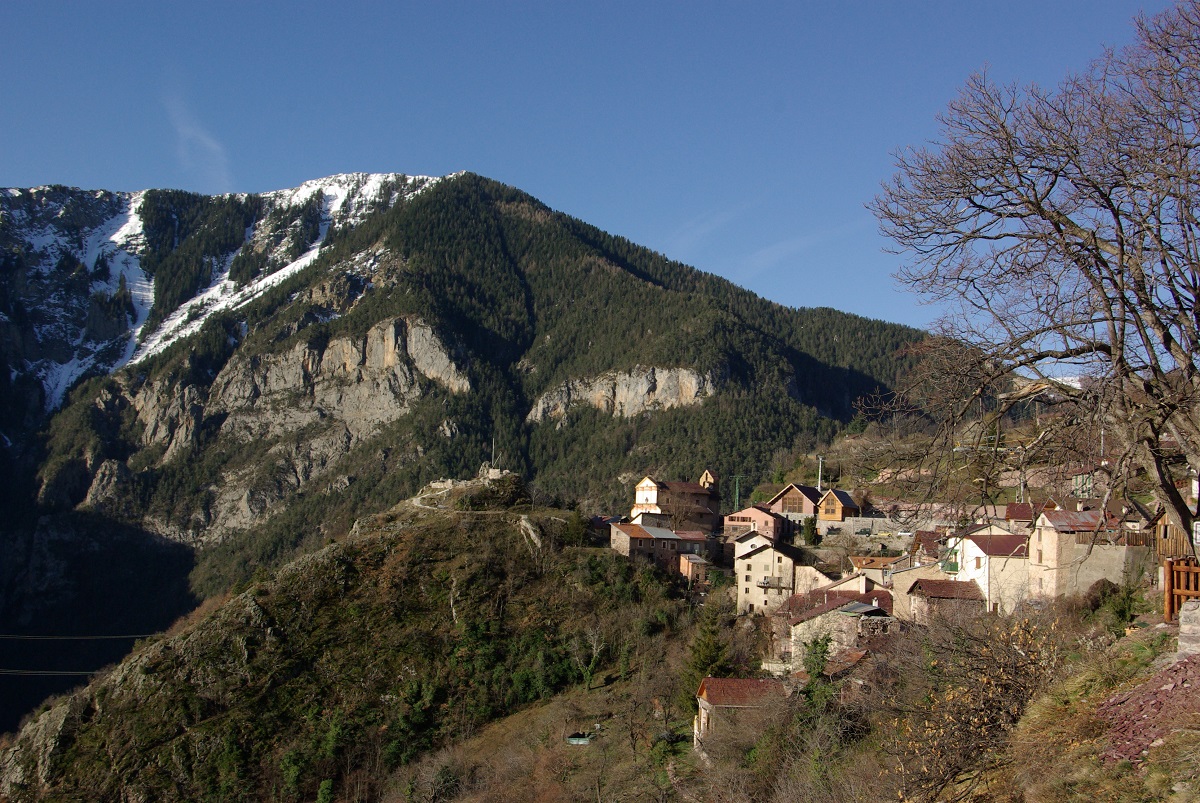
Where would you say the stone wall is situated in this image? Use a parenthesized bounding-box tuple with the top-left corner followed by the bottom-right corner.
(1180, 599, 1200, 657)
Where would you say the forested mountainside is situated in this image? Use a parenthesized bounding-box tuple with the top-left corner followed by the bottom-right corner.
(0, 172, 919, 730)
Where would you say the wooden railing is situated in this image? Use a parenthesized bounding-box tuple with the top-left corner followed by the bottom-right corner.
(1165, 557, 1200, 622)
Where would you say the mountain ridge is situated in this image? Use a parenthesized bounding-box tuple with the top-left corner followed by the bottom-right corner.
(0, 171, 921, 730)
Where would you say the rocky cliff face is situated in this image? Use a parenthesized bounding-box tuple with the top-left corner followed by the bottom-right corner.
(206, 316, 468, 443)
(526, 365, 712, 423)
(82, 316, 470, 543)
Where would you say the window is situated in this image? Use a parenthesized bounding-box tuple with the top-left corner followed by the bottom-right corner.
(745, 575, 751, 582)
(975, 557, 982, 570)
(1037, 549, 1043, 563)
(777, 556, 783, 563)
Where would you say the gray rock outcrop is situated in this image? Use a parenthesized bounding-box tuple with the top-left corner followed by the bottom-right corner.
(1179, 598, 1200, 657)
(91, 316, 470, 543)
(526, 365, 712, 423)
(207, 315, 468, 442)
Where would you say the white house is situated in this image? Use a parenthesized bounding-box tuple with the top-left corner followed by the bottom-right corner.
(944, 523, 1030, 613)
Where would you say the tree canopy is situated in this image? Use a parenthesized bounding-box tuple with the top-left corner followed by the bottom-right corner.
(871, 1, 1200, 546)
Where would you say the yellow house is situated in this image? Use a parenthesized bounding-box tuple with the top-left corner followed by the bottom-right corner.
(817, 489, 860, 522)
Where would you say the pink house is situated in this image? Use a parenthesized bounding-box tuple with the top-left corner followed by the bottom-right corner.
(764, 483, 822, 520)
(723, 505, 795, 542)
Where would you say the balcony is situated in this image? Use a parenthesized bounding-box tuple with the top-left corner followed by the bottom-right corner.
(756, 578, 790, 590)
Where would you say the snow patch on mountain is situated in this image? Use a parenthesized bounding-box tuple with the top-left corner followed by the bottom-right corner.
(4, 173, 453, 409)
(8, 190, 154, 410)
(128, 172, 448, 364)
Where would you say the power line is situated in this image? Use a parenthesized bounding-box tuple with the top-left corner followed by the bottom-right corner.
(0, 669, 98, 676)
(0, 634, 154, 640)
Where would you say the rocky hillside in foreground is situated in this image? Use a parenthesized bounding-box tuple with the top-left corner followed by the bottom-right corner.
(0, 474, 689, 802)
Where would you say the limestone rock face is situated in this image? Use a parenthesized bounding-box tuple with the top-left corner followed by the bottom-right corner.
(91, 316, 471, 543)
(82, 459, 133, 514)
(526, 365, 712, 423)
(134, 380, 208, 462)
(207, 316, 468, 442)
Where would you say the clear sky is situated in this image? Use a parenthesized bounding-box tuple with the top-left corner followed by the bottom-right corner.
(0, 1, 1173, 328)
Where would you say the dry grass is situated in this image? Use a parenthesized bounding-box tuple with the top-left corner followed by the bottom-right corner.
(1006, 631, 1182, 802)
(381, 667, 690, 802)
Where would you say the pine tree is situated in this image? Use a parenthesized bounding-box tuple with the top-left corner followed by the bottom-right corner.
(802, 515, 818, 546)
(678, 607, 732, 711)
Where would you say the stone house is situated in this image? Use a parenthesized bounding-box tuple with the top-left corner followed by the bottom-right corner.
(906, 578, 984, 623)
(765, 587, 894, 674)
(847, 554, 909, 586)
(693, 677, 788, 750)
(680, 553, 712, 584)
(609, 523, 712, 575)
(610, 521, 655, 564)
(1029, 510, 1155, 598)
(908, 529, 945, 567)
(734, 538, 824, 615)
(631, 472, 720, 531)
(889, 563, 954, 621)
(1004, 500, 1057, 532)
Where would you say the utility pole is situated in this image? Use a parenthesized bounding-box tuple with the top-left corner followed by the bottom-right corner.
(731, 474, 747, 511)
(817, 456, 824, 491)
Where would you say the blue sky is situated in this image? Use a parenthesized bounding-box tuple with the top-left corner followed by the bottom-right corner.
(1, 1, 1172, 328)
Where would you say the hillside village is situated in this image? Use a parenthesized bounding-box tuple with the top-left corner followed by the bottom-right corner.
(600, 466, 1199, 751)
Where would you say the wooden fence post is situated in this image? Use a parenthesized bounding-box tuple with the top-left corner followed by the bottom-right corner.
(1166, 558, 1176, 622)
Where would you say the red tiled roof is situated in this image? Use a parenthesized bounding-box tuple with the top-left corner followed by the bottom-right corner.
(696, 677, 786, 707)
(907, 578, 984, 601)
(1006, 502, 1034, 521)
(791, 648, 869, 684)
(779, 587, 894, 624)
(910, 530, 942, 556)
(1008, 500, 1058, 521)
(613, 523, 652, 539)
(965, 533, 1029, 558)
(674, 530, 708, 542)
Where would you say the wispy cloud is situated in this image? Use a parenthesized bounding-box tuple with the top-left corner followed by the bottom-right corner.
(664, 203, 753, 258)
(735, 218, 870, 283)
(164, 94, 233, 193)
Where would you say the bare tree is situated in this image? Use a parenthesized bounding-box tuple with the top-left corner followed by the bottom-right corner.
(869, 1, 1200, 547)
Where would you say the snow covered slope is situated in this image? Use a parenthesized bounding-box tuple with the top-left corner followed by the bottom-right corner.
(0, 172, 449, 411)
